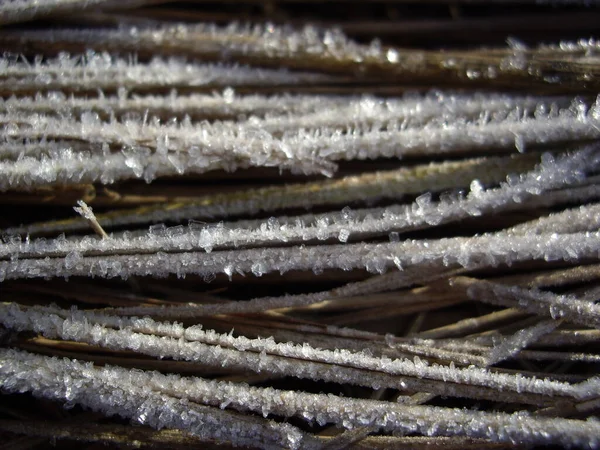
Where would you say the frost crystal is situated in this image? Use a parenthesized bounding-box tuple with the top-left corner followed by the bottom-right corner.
(1, 5, 600, 449)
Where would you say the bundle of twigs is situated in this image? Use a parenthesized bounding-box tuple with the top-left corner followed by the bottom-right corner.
(1, 1, 600, 449)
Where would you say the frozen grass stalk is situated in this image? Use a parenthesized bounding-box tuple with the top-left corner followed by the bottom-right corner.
(1, 4, 599, 449)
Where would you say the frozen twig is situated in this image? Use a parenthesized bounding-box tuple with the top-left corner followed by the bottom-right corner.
(2, 152, 542, 235)
(2, 148, 597, 259)
(2, 98, 600, 189)
(455, 277, 600, 329)
(0, 54, 333, 95)
(3, 349, 600, 447)
(486, 319, 562, 365)
(2, 23, 599, 90)
(73, 200, 108, 239)
(1, 303, 597, 404)
(1, 229, 598, 281)
(0, 348, 315, 450)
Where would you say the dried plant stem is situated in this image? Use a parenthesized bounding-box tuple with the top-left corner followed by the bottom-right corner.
(2, 23, 599, 91)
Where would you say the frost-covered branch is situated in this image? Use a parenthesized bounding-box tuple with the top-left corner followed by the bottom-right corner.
(2, 95, 599, 189)
(2, 229, 599, 281)
(2, 305, 597, 404)
(1, 6, 600, 448)
(2, 148, 596, 259)
(486, 320, 562, 365)
(2, 23, 598, 90)
(458, 277, 600, 329)
(3, 152, 542, 236)
(0, 348, 314, 450)
(3, 349, 598, 448)
(0, 90, 571, 131)
(0, 53, 332, 94)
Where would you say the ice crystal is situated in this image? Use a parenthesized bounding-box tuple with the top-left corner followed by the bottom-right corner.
(1, 304, 595, 403)
(2, 94, 599, 189)
(2, 348, 599, 448)
(487, 320, 561, 365)
(2, 147, 598, 261)
(4, 152, 543, 235)
(1, 5, 600, 449)
(0, 348, 313, 449)
(0, 53, 332, 93)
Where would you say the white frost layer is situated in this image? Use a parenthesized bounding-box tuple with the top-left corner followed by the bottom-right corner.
(487, 320, 561, 365)
(1, 349, 598, 448)
(0, 90, 571, 133)
(4, 23, 599, 89)
(2, 148, 597, 258)
(0, 348, 312, 450)
(3, 152, 545, 236)
(1, 230, 599, 282)
(0, 52, 332, 92)
(1, 98, 600, 188)
(2, 303, 598, 402)
(463, 279, 600, 329)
